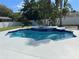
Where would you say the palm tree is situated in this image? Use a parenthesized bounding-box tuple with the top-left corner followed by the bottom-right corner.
(55, 0, 60, 9)
(59, 0, 63, 26)
(62, 0, 72, 17)
(55, 0, 63, 26)
(55, 0, 72, 26)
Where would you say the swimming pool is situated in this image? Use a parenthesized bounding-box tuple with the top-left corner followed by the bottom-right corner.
(7, 27, 76, 41)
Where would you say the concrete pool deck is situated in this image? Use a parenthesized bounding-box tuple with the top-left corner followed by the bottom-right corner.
(0, 27, 79, 59)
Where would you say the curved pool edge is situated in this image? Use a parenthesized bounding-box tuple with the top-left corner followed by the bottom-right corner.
(0, 26, 79, 40)
(4, 26, 78, 41)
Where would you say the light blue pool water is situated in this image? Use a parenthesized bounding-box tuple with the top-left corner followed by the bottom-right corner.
(7, 28, 76, 41)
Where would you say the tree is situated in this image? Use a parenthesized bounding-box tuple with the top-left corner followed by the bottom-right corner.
(21, 0, 40, 21)
(11, 12, 22, 21)
(0, 4, 13, 17)
(38, 0, 53, 19)
(21, 0, 54, 19)
(21, 0, 72, 26)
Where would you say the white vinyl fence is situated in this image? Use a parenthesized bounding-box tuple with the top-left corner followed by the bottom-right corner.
(0, 22, 23, 28)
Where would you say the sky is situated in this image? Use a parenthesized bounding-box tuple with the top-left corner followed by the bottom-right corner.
(0, 0, 79, 12)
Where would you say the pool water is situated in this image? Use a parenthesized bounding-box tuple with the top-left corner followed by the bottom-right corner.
(7, 28, 76, 41)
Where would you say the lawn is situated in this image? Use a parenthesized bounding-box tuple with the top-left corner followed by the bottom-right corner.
(0, 26, 22, 31)
(0, 26, 31, 31)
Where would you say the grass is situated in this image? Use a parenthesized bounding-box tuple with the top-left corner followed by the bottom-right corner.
(0, 26, 22, 31)
(0, 26, 32, 31)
